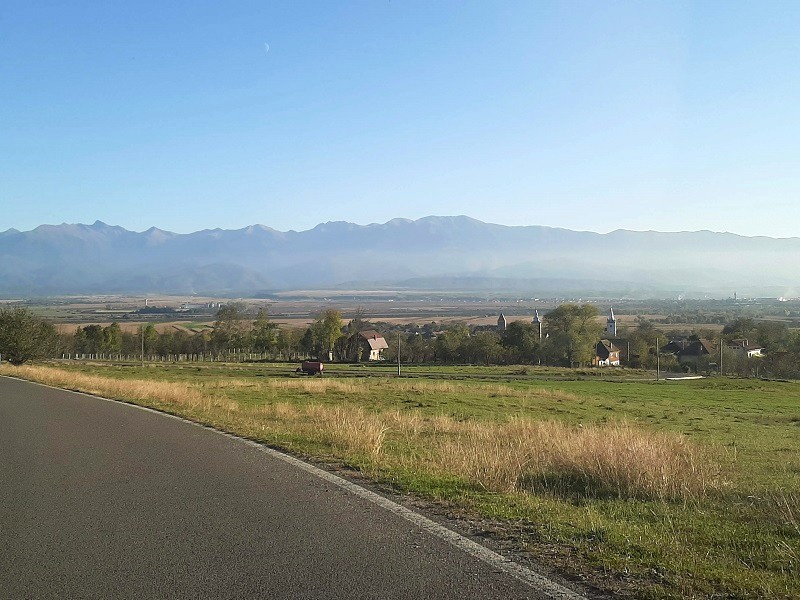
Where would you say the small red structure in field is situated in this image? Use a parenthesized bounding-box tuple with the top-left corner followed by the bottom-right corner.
(298, 361, 324, 375)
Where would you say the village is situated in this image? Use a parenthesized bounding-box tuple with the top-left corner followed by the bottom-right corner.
(41, 298, 789, 380)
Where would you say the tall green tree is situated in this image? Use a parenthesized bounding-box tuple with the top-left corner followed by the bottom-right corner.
(276, 328, 303, 360)
(434, 324, 469, 363)
(251, 308, 278, 354)
(334, 331, 363, 362)
(722, 318, 756, 341)
(75, 324, 104, 354)
(345, 306, 369, 334)
(300, 327, 316, 357)
(73, 326, 88, 354)
(544, 304, 603, 367)
(756, 321, 788, 353)
(309, 310, 343, 359)
(0, 307, 57, 365)
(211, 303, 249, 353)
(465, 331, 503, 365)
(142, 324, 159, 354)
(403, 332, 432, 363)
(102, 323, 123, 354)
(628, 317, 658, 368)
(502, 321, 539, 364)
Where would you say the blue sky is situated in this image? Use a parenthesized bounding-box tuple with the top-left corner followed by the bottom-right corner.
(2, 1, 799, 236)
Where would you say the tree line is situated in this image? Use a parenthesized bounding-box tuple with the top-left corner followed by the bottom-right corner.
(2, 304, 800, 378)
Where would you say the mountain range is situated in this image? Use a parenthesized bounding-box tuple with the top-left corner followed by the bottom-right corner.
(1, 216, 798, 298)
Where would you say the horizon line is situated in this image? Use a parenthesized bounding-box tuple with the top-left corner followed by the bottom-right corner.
(1, 216, 798, 241)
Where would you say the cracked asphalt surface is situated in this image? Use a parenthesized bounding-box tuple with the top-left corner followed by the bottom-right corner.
(0, 376, 549, 599)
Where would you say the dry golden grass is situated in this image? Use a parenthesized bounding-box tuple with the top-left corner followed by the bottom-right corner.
(266, 402, 301, 419)
(251, 402, 720, 501)
(266, 378, 364, 394)
(197, 379, 262, 390)
(1, 364, 719, 501)
(263, 376, 580, 401)
(427, 419, 721, 501)
(304, 405, 389, 458)
(0, 364, 235, 411)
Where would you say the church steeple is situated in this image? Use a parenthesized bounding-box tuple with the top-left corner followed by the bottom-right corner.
(532, 309, 542, 338)
(497, 313, 507, 332)
(606, 307, 617, 337)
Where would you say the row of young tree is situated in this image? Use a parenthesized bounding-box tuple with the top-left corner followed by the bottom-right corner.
(64, 306, 299, 360)
(58, 306, 358, 361)
(2, 304, 800, 377)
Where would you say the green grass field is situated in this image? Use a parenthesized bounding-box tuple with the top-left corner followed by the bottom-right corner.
(4, 360, 798, 599)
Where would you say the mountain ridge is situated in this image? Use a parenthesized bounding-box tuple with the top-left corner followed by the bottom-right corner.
(0, 216, 797, 297)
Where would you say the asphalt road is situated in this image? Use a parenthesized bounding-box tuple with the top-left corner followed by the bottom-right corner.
(0, 376, 580, 599)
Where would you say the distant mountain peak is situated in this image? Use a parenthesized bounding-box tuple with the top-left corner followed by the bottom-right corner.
(419, 214, 482, 223)
(239, 224, 279, 235)
(384, 217, 413, 226)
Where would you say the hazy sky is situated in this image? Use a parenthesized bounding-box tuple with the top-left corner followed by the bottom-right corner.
(2, 1, 799, 236)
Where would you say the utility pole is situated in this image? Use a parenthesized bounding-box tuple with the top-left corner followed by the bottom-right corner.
(397, 334, 401, 377)
(719, 337, 723, 376)
(141, 323, 145, 368)
(656, 336, 660, 381)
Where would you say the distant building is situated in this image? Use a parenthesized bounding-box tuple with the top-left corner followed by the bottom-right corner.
(726, 339, 764, 358)
(497, 313, 507, 332)
(359, 330, 389, 361)
(660, 340, 687, 356)
(677, 339, 715, 366)
(593, 339, 621, 366)
(606, 307, 617, 337)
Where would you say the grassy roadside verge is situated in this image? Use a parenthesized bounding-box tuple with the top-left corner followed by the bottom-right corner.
(3, 362, 798, 599)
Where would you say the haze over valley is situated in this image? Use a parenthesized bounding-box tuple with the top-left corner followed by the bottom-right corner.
(1, 216, 797, 298)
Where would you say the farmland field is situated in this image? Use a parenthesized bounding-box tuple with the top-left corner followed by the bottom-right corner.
(3, 360, 798, 599)
(17, 294, 800, 335)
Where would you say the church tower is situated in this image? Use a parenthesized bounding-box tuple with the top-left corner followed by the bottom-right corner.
(606, 307, 617, 337)
(497, 313, 507, 332)
(532, 309, 543, 339)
